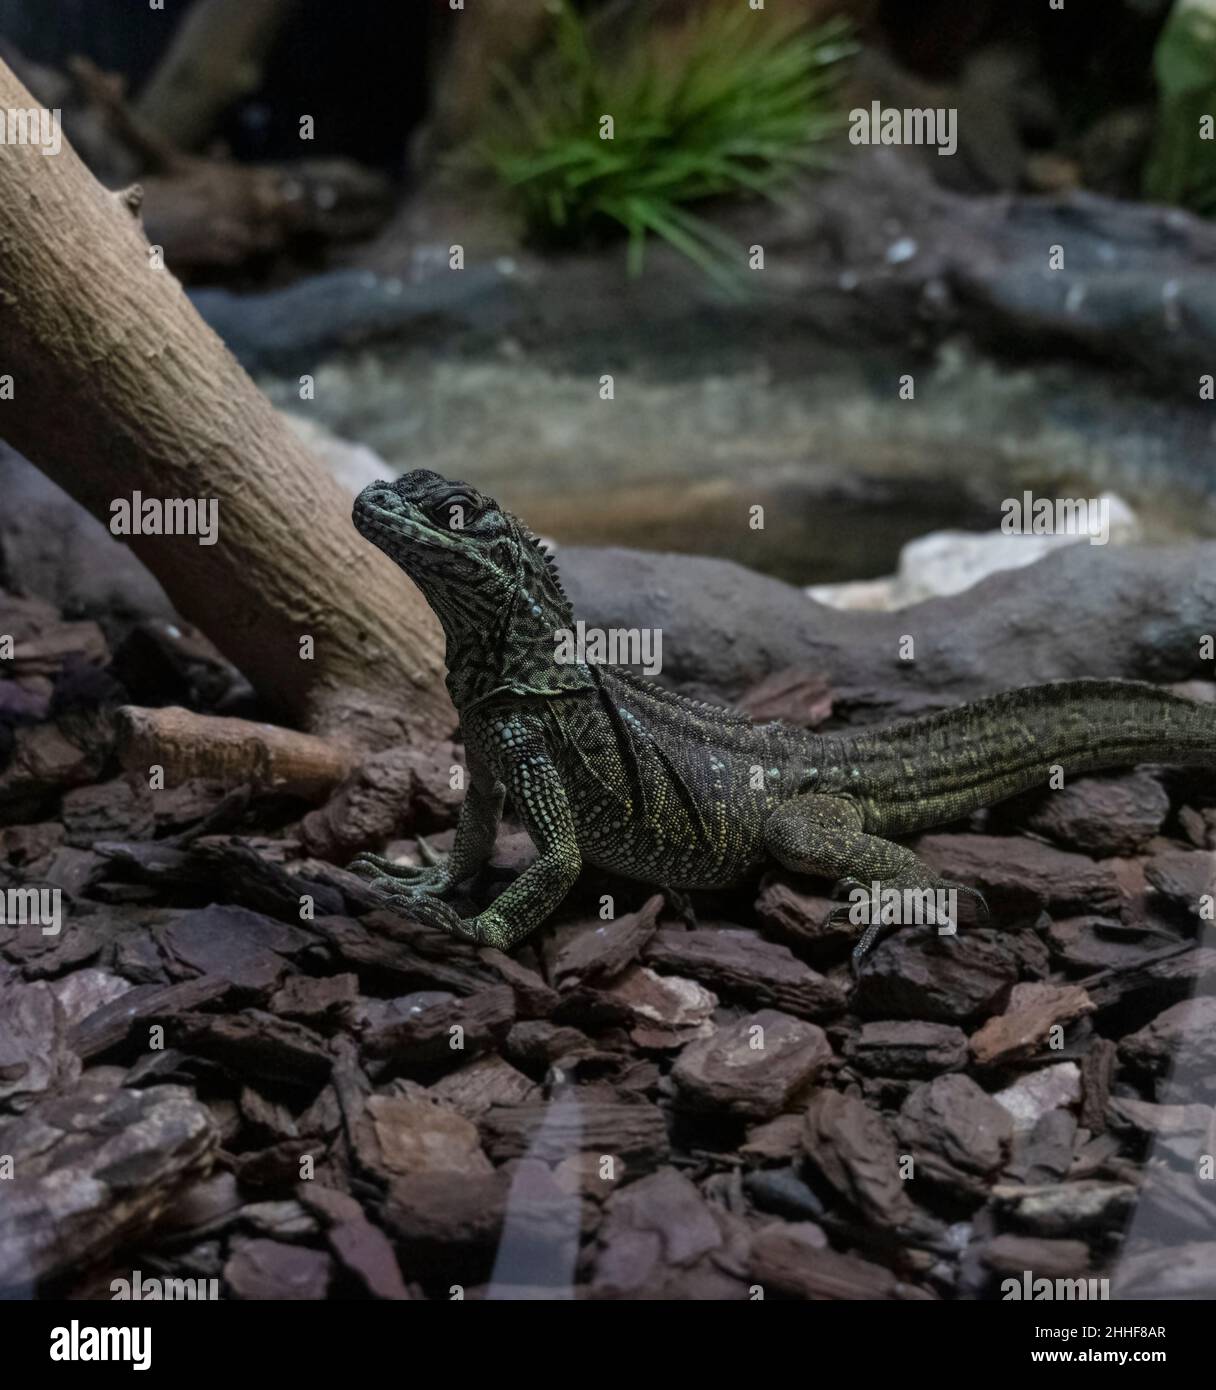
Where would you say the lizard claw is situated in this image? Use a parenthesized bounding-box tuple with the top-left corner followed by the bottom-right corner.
(380, 893, 482, 943)
(347, 853, 452, 898)
(843, 878, 988, 976)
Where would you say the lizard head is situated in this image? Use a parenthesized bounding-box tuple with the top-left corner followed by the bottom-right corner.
(353, 470, 587, 702)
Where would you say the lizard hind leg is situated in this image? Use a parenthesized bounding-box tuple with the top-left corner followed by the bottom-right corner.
(763, 792, 982, 969)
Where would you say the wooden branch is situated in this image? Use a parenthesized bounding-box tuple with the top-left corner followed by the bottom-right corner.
(70, 55, 392, 274)
(134, 0, 300, 152)
(0, 57, 452, 750)
(68, 55, 183, 175)
(114, 705, 355, 801)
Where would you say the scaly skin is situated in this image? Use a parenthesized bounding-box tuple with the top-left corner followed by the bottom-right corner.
(348, 470, 1216, 964)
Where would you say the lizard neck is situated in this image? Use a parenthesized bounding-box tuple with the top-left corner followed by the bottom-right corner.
(443, 611, 600, 716)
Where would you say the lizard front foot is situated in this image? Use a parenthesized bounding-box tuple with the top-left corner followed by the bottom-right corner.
(378, 893, 511, 948)
(347, 853, 453, 899)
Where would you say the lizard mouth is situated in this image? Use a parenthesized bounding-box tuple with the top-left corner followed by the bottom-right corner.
(353, 486, 462, 559)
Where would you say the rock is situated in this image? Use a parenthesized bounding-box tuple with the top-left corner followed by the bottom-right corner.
(504, 1019, 599, 1073)
(61, 777, 156, 847)
(0, 1075, 218, 1291)
(0, 979, 79, 1107)
(356, 1087, 492, 1180)
(169, 1010, 332, 1090)
(1080, 1037, 1117, 1133)
(969, 982, 1094, 1067)
(754, 875, 854, 959)
(47, 967, 133, 1028)
(548, 894, 663, 988)
(110, 618, 247, 710)
(1045, 916, 1173, 974)
(735, 669, 833, 727)
(749, 1222, 933, 1300)
(802, 1090, 921, 1227)
(299, 742, 463, 861)
(268, 972, 359, 1026)
(297, 1185, 411, 1300)
(590, 1168, 751, 1300)
(0, 443, 175, 628)
(918, 834, 1121, 919)
(157, 904, 314, 994)
(430, 1054, 539, 1118)
(990, 1181, 1135, 1236)
(0, 821, 64, 875)
(239, 1199, 317, 1239)
(1107, 1096, 1214, 1139)
(563, 542, 1216, 720)
(357, 985, 515, 1072)
(896, 1074, 1013, 1197)
(1119, 997, 1216, 1102)
(1112, 1243, 1216, 1299)
(70, 974, 232, 1060)
(976, 1233, 1090, 1280)
(0, 721, 111, 821)
(1177, 805, 1211, 849)
(1005, 1109, 1077, 1185)
(855, 929, 1019, 1024)
(593, 965, 717, 1040)
(815, 499, 1142, 612)
(1087, 946, 1216, 1023)
(672, 1011, 832, 1119)
(1144, 846, 1216, 917)
(383, 1171, 509, 1279)
(98, 835, 344, 923)
(643, 926, 845, 1020)
(993, 1063, 1082, 1135)
(846, 1020, 969, 1078)
(224, 1238, 333, 1300)
(312, 912, 496, 997)
(477, 948, 559, 1019)
(480, 1099, 669, 1173)
(994, 770, 1168, 856)
(482, 1156, 588, 1296)
(742, 1167, 827, 1222)
(740, 1114, 807, 1166)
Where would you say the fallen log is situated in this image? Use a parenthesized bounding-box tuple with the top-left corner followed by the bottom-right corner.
(114, 705, 355, 801)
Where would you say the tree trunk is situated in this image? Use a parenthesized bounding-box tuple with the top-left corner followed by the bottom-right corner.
(0, 58, 453, 750)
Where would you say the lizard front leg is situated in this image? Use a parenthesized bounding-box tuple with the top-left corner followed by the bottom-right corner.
(380, 719, 582, 951)
(764, 792, 986, 969)
(348, 757, 503, 900)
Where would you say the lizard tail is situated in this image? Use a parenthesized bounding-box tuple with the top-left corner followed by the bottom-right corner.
(840, 678, 1216, 837)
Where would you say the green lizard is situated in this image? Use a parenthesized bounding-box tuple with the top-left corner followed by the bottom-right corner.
(348, 470, 1216, 965)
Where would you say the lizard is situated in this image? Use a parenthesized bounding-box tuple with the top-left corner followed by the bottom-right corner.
(348, 469, 1216, 966)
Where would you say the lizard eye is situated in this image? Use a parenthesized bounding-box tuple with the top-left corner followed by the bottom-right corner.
(431, 494, 479, 528)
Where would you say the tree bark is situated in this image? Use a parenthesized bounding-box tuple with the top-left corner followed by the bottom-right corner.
(0, 58, 453, 750)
